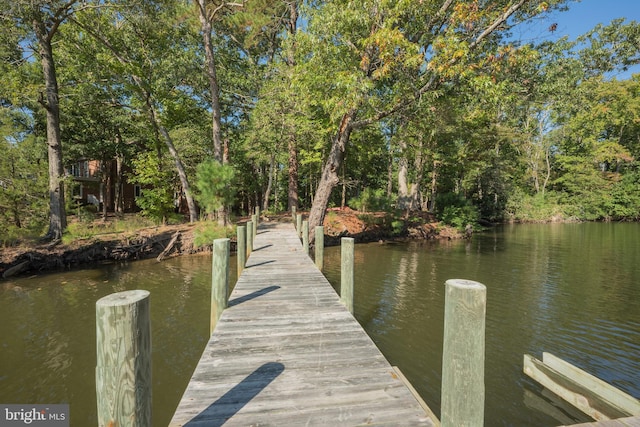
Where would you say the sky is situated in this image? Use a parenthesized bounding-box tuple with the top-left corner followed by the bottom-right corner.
(513, 0, 640, 78)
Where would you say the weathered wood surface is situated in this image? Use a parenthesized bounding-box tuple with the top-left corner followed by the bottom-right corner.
(562, 416, 640, 426)
(170, 221, 435, 426)
(96, 290, 152, 427)
(524, 353, 640, 421)
(441, 279, 486, 427)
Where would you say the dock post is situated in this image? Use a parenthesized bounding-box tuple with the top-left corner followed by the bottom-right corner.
(253, 214, 257, 240)
(302, 220, 309, 255)
(341, 237, 354, 314)
(441, 279, 486, 427)
(237, 225, 246, 276)
(96, 290, 151, 427)
(296, 214, 302, 238)
(211, 238, 230, 334)
(291, 206, 296, 223)
(315, 226, 324, 270)
(246, 220, 254, 257)
(255, 207, 260, 225)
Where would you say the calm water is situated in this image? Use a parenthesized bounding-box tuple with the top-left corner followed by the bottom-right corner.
(1, 223, 639, 426)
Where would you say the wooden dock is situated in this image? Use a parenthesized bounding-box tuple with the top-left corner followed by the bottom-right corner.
(169, 221, 437, 426)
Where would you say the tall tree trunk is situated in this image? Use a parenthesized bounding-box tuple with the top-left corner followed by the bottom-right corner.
(287, 134, 298, 211)
(386, 148, 393, 199)
(100, 160, 108, 221)
(308, 109, 355, 242)
(114, 151, 124, 215)
(196, 0, 229, 225)
(263, 154, 275, 211)
(157, 125, 198, 223)
(430, 160, 439, 212)
(397, 139, 411, 211)
(286, 1, 299, 212)
(196, 0, 224, 163)
(409, 135, 425, 210)
(34, 22, 66, 240)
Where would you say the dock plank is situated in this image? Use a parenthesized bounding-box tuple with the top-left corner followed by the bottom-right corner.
(170, 221, 436, 426)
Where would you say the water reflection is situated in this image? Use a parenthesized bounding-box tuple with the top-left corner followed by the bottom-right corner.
(0, 254, 234, 426)
(1, 223, 638, 426)
(323, 223, 640, 426)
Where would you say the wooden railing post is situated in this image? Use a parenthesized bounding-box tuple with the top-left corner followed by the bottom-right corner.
(296, 214, 302, 238)
(96, 290, 151, 427)
(246, 220, 254, 258)
(302, 220, 309, 255)
(291, 206, 296, 223)
(340, 237, 354, 314)
(252, 214, 258, 240)
(211, 238, 230, 334)
(255, 207, 260, 225)
(441, 279, 486, 427)
(314, 226, 324, 270)
(236, 225, 246, 277)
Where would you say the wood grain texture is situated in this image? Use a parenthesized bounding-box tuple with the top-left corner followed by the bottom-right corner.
(96, 290, 152, 427)
(340, 237, 354, 314)
(211, 238, 229, 335)
(315, 226, 324, 271)
(236, 226, 246, 277)
(441, 279, 486, 427)
(170, 221, 435, 426)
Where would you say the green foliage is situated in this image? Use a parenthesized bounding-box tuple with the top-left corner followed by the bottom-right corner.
(131, 152, 176, 223)
(193, 221, 234, 248)
(61, 215, 157, 245)
(505, 189, 565, 222)
(435, 193, 480, 230)
(0, 123, 48, 241)
(391, 219, 405, 235)
(348, 187, 390, 213)
(195, 160, 236, 216)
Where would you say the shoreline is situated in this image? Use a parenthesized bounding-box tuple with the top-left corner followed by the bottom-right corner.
(0, 210, 464, 280)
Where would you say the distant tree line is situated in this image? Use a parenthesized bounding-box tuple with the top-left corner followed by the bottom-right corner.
(1, 0, 639, 243)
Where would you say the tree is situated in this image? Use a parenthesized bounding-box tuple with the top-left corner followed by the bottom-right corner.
(70, 0, 200, 222)
(300, 0, 570, 241)
(0, 0, 88, 239)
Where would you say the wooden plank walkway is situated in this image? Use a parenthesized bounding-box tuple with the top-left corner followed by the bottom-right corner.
(563, 416, 640, 427)
(170, 221, 436, 426)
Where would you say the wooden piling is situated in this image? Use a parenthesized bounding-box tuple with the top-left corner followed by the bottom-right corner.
(247, 220, 254, 257)
(314, 226, 324, 270)
(441, 279, 486, 427)
(96, 290, 151, 427)
(296, 214, 302, 238)
(291, 206, 296, 222)
(302, 220, 309, 255)
(341, 237, 354, 314)
(211, 238, 230, 334)
(237, 225, 246, 277)
(252, 214, 258, 240)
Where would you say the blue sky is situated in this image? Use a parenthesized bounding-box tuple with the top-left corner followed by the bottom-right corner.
(512, 0, 640, 78)
(515, 0, 639, 42)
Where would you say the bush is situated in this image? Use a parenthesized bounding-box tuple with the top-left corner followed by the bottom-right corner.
(131, 152, 176, 223)
(195, 160, 236, 216)
(193, 221, 234, 248)
(435, 193, 479, 230)
(348, 187, 390, 212)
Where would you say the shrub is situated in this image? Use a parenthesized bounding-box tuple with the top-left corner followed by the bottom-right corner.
(348, 187, 390, 212)
(193, 221, 234, 248)
(435, 193, 479, 230)
(195, 160, 236, 217)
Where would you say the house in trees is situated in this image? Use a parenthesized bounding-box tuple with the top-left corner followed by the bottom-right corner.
(67, 159, 140, 213)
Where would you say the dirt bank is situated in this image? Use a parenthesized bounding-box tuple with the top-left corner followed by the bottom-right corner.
(1, 209, 461, 279)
